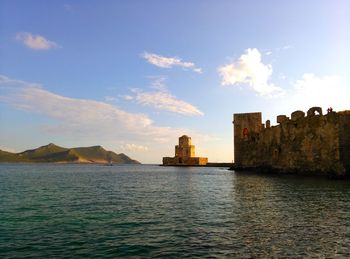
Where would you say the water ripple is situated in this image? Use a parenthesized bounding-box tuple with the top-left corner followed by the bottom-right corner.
(0, 164, 350, 257)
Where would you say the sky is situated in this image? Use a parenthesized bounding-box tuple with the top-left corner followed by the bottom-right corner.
(0, 0, 349, 163)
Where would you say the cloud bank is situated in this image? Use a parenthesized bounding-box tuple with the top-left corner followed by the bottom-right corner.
(123, 77, 203, 116)
(120, 143, 149, 152)
(16, 32, 59, 50)
(0, 75, 208, 146)
(218, 48, 284, 96)
(126, 87, 204, 116)
(290, 73, 350, 111)
(143, 52, 202, 73)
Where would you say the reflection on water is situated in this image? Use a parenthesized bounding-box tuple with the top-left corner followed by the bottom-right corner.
(232, 172, 350, 257)
(0, 164, 349, 257)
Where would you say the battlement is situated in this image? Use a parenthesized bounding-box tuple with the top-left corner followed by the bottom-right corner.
(233, 107, 350, 177)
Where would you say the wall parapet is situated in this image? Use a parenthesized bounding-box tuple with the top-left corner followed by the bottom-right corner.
(232, 107, 350, 177)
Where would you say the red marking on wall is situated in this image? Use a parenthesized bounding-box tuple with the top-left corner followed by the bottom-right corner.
(243, 128, 249, 137)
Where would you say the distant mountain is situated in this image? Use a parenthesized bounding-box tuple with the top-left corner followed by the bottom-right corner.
(0, 143, 140, 164)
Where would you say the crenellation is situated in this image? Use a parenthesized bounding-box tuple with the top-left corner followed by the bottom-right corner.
(277, 115, 288, 124)
(307, 107, 323, 117)
(233, 107, 350, 176)
(291, 110, 305, 121)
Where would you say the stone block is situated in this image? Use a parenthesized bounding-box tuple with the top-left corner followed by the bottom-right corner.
(307, 107, 323, 117)
(266, 120, 271, 128)
(277, 115, 289, 124)
(291, 110, 305, 121)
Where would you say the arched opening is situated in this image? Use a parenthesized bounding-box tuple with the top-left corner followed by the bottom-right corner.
(307, 107, 323, 117)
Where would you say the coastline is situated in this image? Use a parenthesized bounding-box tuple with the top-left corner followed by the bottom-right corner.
(161, 162, 233, 168)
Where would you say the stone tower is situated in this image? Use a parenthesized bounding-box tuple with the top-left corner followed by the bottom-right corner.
(339, 111, 350, 171)
(233, 112, 262, 166)
(162, 135, 208, 166)
(175, 135, 195, 161)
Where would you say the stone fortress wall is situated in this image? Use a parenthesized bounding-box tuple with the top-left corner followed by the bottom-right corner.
(233, 107, 350, 176)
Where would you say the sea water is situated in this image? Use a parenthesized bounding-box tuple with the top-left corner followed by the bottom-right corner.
(0, 164, 349, 257)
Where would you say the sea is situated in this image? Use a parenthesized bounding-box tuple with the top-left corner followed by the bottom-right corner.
(0, 164, 349, 258)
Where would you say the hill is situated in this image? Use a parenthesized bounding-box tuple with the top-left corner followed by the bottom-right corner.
(0, 143, 140, 164)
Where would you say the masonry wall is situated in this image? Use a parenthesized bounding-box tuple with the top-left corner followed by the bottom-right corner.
(233, 112, 262, 166)
(233, 109, 350, 176)
(339, 111, 350, 172)
(175, 145, 195, 158)
(162, 156, 208, 166)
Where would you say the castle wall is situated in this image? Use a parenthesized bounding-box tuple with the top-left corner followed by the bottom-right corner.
(233, 112, 262, 166)
(162, 156, 208, 166)
(339, 111, 350, 172)
(233, 109, 350, 176)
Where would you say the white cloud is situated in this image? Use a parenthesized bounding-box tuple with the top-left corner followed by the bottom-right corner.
(0, 75, 209, 145)
(120, 143, 149, 152)
(193, 68, 203, 73)
(149, 76, 167, 91)
(132, 89, 204, 116)
(143, 52, 202, 73)
(122, 95, 134, 101)
(0, 146, 17, 153)
(125, 78, 203, 116)
(283, 45, 293, 50)
(0, 75, 35, 88)
(14, 86, 152, 130)
(16, 32, 59, 50)
(218, 48, 284, 96)
(104, 96, 118, 102)
(290, 73, 350, 111)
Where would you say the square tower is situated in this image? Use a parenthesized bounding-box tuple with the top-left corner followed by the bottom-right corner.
(233, 112, 262, 166)
(163, 135, 208, 166)
(175, 135, 195, 159)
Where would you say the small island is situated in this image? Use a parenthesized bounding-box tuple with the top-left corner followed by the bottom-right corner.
(163, 135, 208, 166)
(0, 143, 140, 164)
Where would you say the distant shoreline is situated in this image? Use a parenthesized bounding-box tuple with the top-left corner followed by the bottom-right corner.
(160, 162, 233, 168)
(0, 143, 140, 164)
(0, 162, 142, 165)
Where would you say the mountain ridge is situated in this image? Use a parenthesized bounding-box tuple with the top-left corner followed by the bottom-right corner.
(0, 143, 140, 164)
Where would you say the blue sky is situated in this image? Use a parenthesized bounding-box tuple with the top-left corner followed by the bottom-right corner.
(1, 0, 349, 163)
